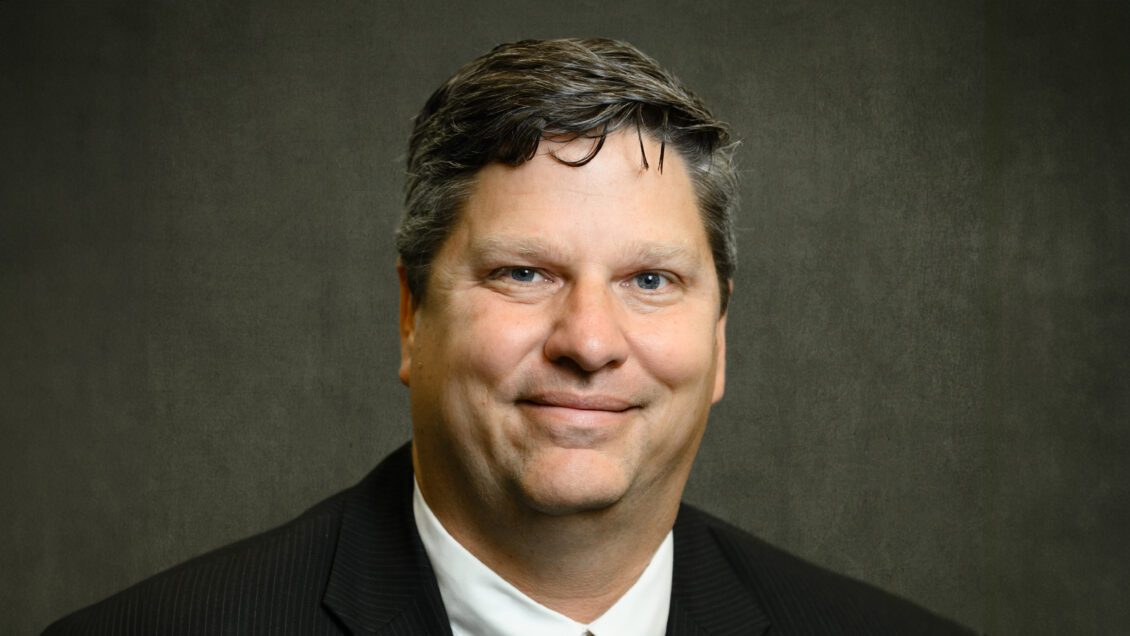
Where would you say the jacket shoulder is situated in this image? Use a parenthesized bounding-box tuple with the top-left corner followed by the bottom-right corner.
(43, 490, 349, 635)
(677, 504, 974, 635)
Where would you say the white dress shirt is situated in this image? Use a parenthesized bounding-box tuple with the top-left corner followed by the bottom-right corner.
(413, 481, 672, 636)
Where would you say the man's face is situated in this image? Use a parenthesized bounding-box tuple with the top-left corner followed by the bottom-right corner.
(400, 130, 727, 520)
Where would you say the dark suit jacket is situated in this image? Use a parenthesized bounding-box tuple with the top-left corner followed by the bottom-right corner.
(45, 443, 971, 635)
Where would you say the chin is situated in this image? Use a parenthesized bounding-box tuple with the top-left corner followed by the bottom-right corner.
(513, 448, 633, 516)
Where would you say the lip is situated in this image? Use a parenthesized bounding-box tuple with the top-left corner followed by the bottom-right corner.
(517, 393, 637, 447)
(518, 391, 636, 412)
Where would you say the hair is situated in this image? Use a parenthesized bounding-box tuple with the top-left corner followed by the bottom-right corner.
(396, 37, 739, 312)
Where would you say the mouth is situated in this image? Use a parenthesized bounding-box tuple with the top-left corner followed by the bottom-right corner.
(517, 391, 637, 413)
(515, 392, 640, 447)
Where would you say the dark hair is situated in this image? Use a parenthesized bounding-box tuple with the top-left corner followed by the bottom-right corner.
(396, 38, 738, 312)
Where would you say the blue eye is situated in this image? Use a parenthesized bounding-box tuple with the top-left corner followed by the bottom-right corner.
(634, 272, 668, 290)
(507, 267, 541, 283)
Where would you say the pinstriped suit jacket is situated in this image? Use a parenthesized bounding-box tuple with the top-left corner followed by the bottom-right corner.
(44, 443, 971, 635)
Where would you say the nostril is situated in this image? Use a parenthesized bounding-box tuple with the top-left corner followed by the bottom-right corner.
(547, 356, 597, 377)
(544, 329, 629, 374)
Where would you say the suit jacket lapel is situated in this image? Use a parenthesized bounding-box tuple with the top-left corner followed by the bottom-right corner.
(322, 443, 453, 636)
(667, 504, 772, 636)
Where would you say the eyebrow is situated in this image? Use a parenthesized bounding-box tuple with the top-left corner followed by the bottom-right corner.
(468, 235, 701, 270)
(621, 241, 699, 267)
(468, 236, 567, 263)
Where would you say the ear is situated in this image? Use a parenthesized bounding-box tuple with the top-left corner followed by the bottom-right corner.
(711, 281, 732, 404)
(397, 260, 416, 387)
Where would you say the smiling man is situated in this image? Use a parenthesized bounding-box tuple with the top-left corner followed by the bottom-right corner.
(46, 38, 971, 635)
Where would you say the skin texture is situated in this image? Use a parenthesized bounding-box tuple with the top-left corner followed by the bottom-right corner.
(398, 130, 727, 621)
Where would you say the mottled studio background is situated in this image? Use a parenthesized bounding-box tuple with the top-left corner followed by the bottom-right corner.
(3, 1, 1128, 634)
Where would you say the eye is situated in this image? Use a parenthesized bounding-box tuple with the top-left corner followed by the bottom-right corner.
(494, 267, 546, 284)
(632, 271, 669, 290)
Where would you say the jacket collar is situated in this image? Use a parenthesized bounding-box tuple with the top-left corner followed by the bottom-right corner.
(667, 504, 773, 635)
(322, 443, 452, 635)
(322, 442, 771, 635)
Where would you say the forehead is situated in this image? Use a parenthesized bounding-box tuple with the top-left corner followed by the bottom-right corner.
(453, 131, 709, 255)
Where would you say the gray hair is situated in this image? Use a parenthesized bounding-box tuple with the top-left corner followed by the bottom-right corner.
(396, 38, 739, 312)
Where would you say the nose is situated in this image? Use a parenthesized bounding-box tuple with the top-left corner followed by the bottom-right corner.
(543, 277, 630, 373)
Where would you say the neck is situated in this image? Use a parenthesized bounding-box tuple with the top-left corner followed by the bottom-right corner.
(417, 469, 683, 623)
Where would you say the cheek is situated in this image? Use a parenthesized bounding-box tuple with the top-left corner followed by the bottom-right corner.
(632, 314, 720, 388)
(443, 298, 548, 387)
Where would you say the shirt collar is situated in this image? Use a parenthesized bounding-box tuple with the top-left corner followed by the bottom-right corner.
(413, 480, 672, 636)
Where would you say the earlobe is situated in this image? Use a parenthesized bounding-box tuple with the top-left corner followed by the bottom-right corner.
(397, 262, 415, 387)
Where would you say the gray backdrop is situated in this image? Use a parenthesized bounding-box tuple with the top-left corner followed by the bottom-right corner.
(3, 1, 1128, 634)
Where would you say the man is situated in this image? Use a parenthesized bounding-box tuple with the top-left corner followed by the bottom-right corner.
(46, 38, 970, 634)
